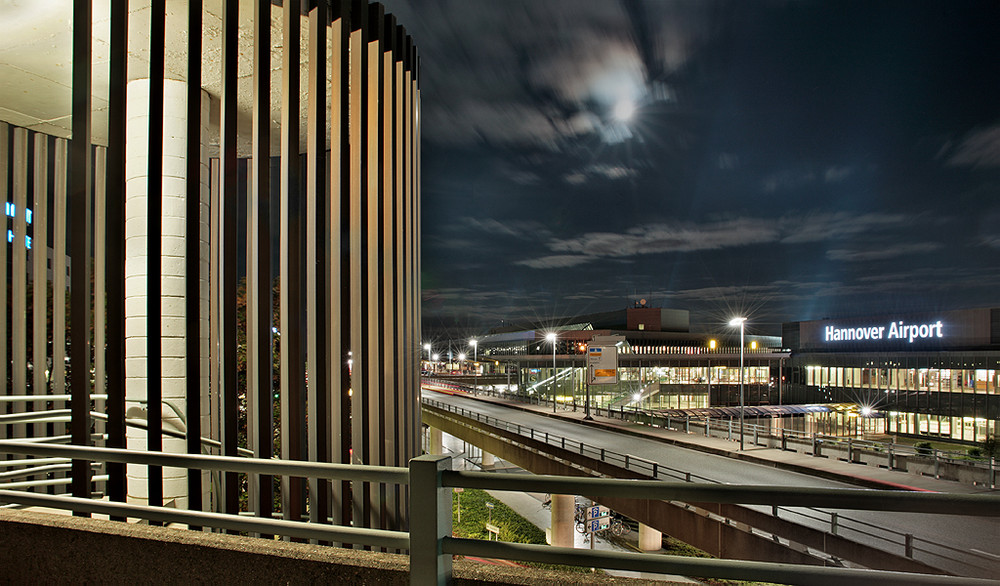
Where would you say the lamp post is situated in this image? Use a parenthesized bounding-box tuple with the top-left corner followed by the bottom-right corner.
(469, 339, 478, 395)
(546, 332, 557, 413)
(729, 317, 746, 451)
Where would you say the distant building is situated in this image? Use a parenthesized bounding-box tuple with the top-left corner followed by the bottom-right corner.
(783, 307, 1000, 443)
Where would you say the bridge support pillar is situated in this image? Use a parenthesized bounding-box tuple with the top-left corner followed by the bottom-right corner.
(550, 494, 575, 548)
(638, 523, 662, 551)
(481, 450, 495, 468)
(428, 427, 444, 455)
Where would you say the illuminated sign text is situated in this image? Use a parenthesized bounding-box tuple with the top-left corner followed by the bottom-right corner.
(824, 320, 943, 344)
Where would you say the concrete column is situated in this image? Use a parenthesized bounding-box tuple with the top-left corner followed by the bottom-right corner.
(550, 494, 574, 547)
(428, 426, 444, 455)
(638, 523, 662, 551)
(481, 450, 495, 468)
(125, 78, 210, 509)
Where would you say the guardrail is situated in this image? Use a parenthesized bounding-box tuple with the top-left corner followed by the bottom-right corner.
(421, 396, 1000, 573)
(0, 440, 997, 585)
(451, 384, 998, 489)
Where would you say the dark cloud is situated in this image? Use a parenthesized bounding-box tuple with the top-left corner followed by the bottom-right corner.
(380, 0, 1000, 332)
(945, 125, 1000, 168)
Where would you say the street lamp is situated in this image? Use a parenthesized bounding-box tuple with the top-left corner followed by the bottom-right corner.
(469, 339, 478, 395)
(546, 332, 557, 413)
(423, 343, 431, 374)
(729, 317, 747, 451)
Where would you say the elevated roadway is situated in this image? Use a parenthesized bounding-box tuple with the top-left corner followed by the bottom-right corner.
(421, 389, 1000, 579)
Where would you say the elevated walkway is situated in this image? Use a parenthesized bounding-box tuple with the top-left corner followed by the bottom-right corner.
(456, 392, 992, 495)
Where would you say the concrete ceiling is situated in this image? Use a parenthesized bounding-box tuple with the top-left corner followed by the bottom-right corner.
(0, 0, 335, 156)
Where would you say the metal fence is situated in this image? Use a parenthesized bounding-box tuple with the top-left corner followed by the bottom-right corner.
(1, 440, 997, 586)
(422, 396, 1000, 573)
(457, 384, 998, 488)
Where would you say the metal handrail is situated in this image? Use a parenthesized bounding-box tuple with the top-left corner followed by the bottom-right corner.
(0, 442, 997, 585)
(443, 470, 998, 515)
(421, 396, 999, 568)
(0, 442, 409, 485)
(0, 489, 408, 550)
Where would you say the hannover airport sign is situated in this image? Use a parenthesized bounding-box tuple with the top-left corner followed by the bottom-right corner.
(825, 320, 944, 344)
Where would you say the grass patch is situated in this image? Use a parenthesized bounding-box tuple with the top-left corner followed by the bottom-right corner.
(451, 489, 589, 572)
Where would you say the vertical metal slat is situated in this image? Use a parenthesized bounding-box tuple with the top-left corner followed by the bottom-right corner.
(249, 0, 273, 524)
(105, 0, 128, 508)
(69, 0, 94, 505)
(146, 0, 166, 512)
(280, 0, 305, 522)
(185, 0, 204, 519)
(219, 0, 240, 517)
(33, 137, 51, 442)
(0, 123, 7, 424)
(306, 0, 330, 530)
(12, 128, 27, 442)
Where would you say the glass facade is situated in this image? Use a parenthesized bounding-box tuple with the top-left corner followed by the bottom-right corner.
(785, 352, 1000, 443)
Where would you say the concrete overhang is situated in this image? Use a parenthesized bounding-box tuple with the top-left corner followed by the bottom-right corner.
(0, 0, 378, 156)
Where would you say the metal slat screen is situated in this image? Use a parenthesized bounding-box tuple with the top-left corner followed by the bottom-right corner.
(0, 0, 420, 536)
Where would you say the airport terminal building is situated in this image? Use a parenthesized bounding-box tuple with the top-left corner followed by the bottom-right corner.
(460, 305, 1000, 444)
(782, 307, 1000, 443)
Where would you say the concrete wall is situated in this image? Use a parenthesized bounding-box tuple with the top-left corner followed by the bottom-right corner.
(0, 510, 662, 586)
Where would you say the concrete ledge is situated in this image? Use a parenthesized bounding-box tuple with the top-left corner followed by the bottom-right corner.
(0, 509, 668, 585)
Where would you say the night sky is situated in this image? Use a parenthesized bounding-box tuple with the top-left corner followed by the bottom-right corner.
(378, 0, 1000, 337)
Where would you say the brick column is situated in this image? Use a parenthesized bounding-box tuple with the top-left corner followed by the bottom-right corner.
(124, 78, 210, 508)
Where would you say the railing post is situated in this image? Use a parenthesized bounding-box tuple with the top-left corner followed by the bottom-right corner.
(705, 417, 709, 436)
(905, 533, 914, 558)
(847, 438, 853, 462)
(831, 512, 838, 535)
(781, 430, 787, 452)
(685, 416, 689, 434)
(753, 427, 758, 446)
(410, 454, 453, 586)
(888, 444, 895, 470)
(934, 450, 940, 479)
(991, 457, 996, 490)
(600, 448, 605, 461)
(727, 419, 732, 441)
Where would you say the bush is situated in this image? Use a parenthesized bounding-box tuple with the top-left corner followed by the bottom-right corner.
(982, 436, 998, 459)
(914, 442, 934, 456)
(967, 447, 983, 459)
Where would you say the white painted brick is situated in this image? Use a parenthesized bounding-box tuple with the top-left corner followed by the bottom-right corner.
(160, 236, 187, 259)
(162, 317, 186, 337)
(125, 357, 146, 378)
(161, 357, 187, 378)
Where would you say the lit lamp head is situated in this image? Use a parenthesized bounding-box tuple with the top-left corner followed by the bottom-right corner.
(546, 332, 557, 343)
(458, 353, 466, 361)
(469, 338, 477, 348)
(728, 317, 747, 327)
